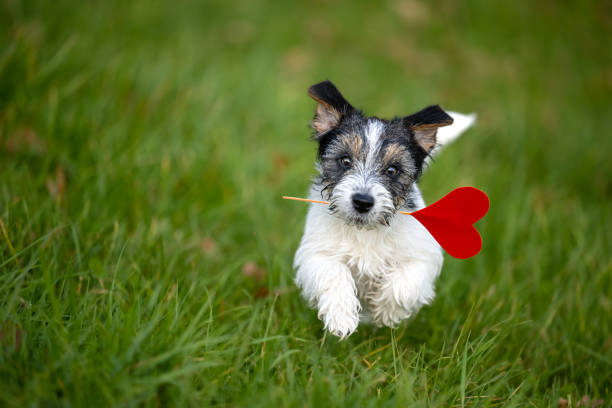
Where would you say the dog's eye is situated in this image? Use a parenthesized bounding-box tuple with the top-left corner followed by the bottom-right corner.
(338, 156, 352, 168)
(386, 166, 399, 177)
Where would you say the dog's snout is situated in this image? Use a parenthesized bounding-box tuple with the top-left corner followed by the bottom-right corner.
(352, 193, 374, 213)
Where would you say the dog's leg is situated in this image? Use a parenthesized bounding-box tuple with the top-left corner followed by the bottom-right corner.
(369, 260, 439, 327)
(295, 255, 361, 339)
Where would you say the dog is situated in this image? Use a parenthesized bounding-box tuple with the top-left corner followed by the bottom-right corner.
(293, 80, 475, 339)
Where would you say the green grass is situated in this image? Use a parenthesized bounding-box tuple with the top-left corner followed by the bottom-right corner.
(1, 0, 611, 406)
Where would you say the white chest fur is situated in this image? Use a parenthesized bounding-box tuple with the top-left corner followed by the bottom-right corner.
(293, 184, 444, 337)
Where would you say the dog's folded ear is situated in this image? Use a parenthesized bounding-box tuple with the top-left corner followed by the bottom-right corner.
(404, 105, 454, 153)
(308, 81, 354, 136)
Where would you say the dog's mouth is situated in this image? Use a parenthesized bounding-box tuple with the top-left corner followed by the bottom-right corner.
(328, 203, 395, 228)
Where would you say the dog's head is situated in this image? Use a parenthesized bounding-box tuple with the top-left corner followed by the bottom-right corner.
(309, 80, 453, 227)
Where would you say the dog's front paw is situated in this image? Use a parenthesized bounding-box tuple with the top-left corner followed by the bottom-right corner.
(317, 294, 360, 339)
(322, 309, 359, 339)
(372, 302, 412, 328)
(370, 265, 436, 327)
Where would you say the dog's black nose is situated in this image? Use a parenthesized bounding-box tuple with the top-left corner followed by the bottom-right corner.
(352, 193, 374, 213)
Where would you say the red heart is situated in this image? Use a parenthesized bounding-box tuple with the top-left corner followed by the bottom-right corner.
(411, 187, 490, 259)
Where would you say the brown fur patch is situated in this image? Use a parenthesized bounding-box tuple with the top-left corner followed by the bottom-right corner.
(340, 133, 364, 158)
(382, 143, 407, 165)
(412, 125, 439, 152)
(312, 103, 341, 134)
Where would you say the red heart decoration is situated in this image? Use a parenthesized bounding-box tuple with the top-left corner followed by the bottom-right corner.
(411, 187, 490, 259)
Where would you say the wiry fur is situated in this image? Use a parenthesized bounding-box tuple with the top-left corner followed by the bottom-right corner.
(294, 81, 475, 339)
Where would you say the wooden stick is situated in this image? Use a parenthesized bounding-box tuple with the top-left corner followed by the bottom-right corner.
(282, 196, 413, 215)
(282, 196, 329, 205)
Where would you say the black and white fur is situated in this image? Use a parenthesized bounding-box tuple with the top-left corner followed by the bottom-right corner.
(294, 81, 475, 339)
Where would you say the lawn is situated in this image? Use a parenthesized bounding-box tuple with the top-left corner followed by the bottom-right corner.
(0, 0, 610, 406)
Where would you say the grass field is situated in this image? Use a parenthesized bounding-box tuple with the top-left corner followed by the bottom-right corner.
(1, 0, 611, 406)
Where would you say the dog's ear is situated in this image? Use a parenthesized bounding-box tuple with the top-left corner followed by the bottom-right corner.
(404, 105, 454, 152)
(308, 81, 354, 136)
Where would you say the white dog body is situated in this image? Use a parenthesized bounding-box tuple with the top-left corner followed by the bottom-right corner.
(293, 81, 474, 339)
(295, 183, 442, 338)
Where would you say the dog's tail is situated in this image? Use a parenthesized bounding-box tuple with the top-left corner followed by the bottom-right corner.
(427, 111, 476, 163)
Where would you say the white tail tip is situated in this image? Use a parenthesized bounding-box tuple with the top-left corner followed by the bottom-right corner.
(436, 111, 477, 148)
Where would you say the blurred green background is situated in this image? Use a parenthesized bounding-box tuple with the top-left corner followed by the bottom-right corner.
(0, 0, 610, 406)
